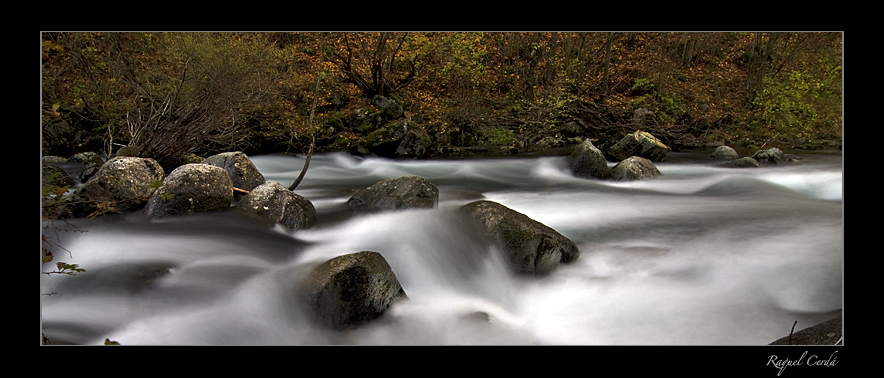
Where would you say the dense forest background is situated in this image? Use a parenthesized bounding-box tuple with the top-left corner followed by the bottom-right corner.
(41, 32, 842, 169)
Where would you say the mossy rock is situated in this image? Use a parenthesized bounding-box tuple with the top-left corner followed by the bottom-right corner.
(606, 130, 670, 162)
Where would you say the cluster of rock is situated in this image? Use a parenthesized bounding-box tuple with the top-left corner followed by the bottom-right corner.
(298, 175, 582, 329)
(42, 150, 582, 331)
(570, 130, 668, 181)
(569, 130, 802, 180)
(710, 145, 801, 168)
(43, 151, 316, 231)
(43, 133, 807, 333)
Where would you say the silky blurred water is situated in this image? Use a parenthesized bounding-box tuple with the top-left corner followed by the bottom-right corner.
(40, 150, 843, 345)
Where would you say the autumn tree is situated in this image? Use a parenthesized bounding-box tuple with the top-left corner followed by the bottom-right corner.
(42, 32, 284, 169)
(326, 32, 417, 99)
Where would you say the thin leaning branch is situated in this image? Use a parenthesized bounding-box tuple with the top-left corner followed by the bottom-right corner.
(288, 33, 323, 191)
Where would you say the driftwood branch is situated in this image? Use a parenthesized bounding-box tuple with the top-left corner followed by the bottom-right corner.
(288, 33, 323, 191)
(288, 135, 313, 191)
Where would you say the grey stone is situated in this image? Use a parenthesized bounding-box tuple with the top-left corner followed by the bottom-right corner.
(203, 151, 266, 192)
(753, 147, 786, 164)
(728, 156, 760, 168)
(570, 139, 612, 179)
(711, 146, 739, 160)
(606, 130, 670, 162)
(237, 181, 316, 231)
(299, 251, 407, 330)
(347, 175, 438, 212)
(144, 164, 233, 218)
(458, 200, 579, 275)
(611, 156, 662, 181)
(66, 157, 165, 217)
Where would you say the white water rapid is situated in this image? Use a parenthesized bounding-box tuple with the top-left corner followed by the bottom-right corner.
(40, 150, 843, 345)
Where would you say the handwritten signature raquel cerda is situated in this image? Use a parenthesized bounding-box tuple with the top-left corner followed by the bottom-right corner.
(766, 350, 838, 376)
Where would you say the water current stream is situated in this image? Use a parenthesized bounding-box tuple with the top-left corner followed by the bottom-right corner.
(40, 150, 843, 345)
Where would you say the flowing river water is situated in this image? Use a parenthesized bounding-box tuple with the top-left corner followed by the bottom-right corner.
(40, 149, 843, 345)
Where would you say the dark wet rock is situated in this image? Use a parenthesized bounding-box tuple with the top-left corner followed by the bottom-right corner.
(570, 139, 612, 179)
(42, 163, 74, 188)
(347, 175, 439, 212)
(458, 200, 579, 275)
(68, 151, 106, 183)
(363, 121, 433, 159)
(371, 94, 404, 120)
(753, 147, 786, 164)
(299, 251, 407, 330)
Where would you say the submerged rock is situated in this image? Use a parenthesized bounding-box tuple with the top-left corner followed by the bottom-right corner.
(611, 156, 662, 181)
(144, 164, 233, 218)
(299, 251, 407, 330)
(458, 200, 579, 275)
(347, 175, 439, 212)
(727, 156, 760, 168)
(237, 181, 316, 231)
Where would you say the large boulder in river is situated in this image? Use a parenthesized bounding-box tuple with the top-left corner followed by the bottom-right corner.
(65, 157, 165, 218)
(144, 164, 233, 218)
(606, 130, 670, 162)
(299, 251, 407, 330)
(570, 139, 612, 179)
(237, 181, 316, 231)
(203, 151, 265, 192)
(347, 175, 439, 212)
(458, 200, 579, 275)
(611, 156, 662, 181)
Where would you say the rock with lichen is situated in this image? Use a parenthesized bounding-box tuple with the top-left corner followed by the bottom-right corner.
(236, 181, 316, 231)
(144, 163, 233, 218)
(606, 130, 670, 162)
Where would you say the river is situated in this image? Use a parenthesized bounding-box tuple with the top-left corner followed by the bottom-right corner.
(40, 149, 843, 345)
